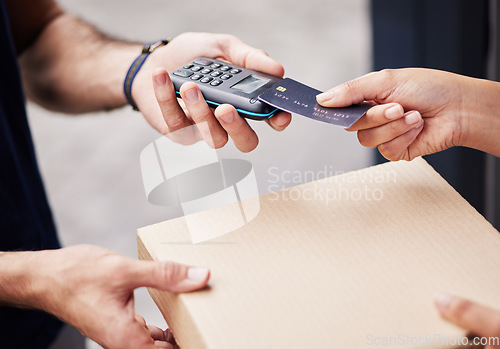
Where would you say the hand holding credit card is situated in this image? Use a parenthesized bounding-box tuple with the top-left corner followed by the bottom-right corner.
(170, 57, 373, 128)
(258, 78, 373, 128)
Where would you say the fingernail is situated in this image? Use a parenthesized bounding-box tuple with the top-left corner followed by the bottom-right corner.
(405, 111, 421, 125)
(155, 73, 167, 86)
(316, 90, 335, 103)
(385, 105, 404, 120)
(184, 88, 200, 104)
(218, 110, 234, 124)
(415, 119, 424, 129)
(187, 267, 209, 281)
(434, 293, 452, 312)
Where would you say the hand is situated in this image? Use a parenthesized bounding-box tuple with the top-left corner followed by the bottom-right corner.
(435, 293, 500, 349)
(316, 68, 500, 160)
(132, 32, 292, 152)
(136, 314, 179, 349)
(31, 245, 209, 349)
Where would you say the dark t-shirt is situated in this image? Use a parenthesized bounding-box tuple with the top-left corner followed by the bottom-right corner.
(0, 0, 64, 347)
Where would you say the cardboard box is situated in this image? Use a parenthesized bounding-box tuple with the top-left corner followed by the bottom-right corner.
(138, 158, 500, 349)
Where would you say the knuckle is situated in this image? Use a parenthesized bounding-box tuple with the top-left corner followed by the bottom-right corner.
(222, 33, 237, 42)
(254, 48, 267, 56)
(215, 33, 236, 50)
(378, 144, 398, 161)
(231, 127, 258, 152)
(213, 132, 229, 148)
(165, 114, 187, 130)
(105, 256, 129, 281)
(192, 108, 213, 124)
(388, 120, 405, 134)
(158, 262, 182, 284)
(379, 68, 397, 80)
(226, 119, 246, 137)
(379, 69, 398, 91)
(341, 80, 357, 93)
(156, 92, 178, 105)
(177, 32, 191, 39)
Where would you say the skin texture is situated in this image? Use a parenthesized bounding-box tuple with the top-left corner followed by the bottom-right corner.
(132, 32, 292, 152)
(3, 0, 294, 347)
(16, 3, 291, 152)
(317, 67, 500, 338)
(9, 0, 497, 344)
(0, 245, 207, 348)
(317, 68, 500, 160)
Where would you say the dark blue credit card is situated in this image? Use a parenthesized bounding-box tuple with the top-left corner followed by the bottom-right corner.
(258, 78, 373, 128)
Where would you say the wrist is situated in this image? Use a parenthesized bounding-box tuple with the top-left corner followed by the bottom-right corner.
(461, 77, 500, 156)
(124, 40, 170, 111)
(0, 250, 48, 309)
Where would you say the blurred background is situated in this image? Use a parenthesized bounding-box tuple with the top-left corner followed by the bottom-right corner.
(29, 1, 372, 347)
(26, 0, 499, 348)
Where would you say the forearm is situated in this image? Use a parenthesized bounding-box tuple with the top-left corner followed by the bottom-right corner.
(0, 250, 46, 309)
(461, 77, 500, 157)
(19, 13, 141, 113)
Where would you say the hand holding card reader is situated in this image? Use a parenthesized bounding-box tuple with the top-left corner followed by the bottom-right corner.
(170, 57, 373, 127)
(170, 57, 281, 120)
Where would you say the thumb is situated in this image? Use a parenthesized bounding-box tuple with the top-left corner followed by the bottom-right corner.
(316, 70, 392, 108)
(220, 35, 285, 77)
(126, 259, 210, 293)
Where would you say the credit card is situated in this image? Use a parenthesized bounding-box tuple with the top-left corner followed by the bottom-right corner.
(258, 78, 373, 128)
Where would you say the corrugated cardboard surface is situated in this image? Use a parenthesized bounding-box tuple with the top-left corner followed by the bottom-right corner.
(138, 158, 500, 349)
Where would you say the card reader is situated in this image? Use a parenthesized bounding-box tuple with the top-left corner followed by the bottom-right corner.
(169, 57, 282, 120)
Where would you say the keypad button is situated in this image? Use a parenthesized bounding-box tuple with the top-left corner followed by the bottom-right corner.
(183, 64, 194, 69)
(210, 71, 223, 77)
(210, 80, 223, 86)
(200, 77, 213, 83)
(210, 63, 222, 69)
(200, 68, 213, 74)
(191, 74, 203, 80)
(230, 69, 242, 74)
(173, 70, 193, 78)
(193, 58, 212, 66)
(220, 74, 232, 80)
(191, 66, 203, 72)
(220, 66, 232, 71)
